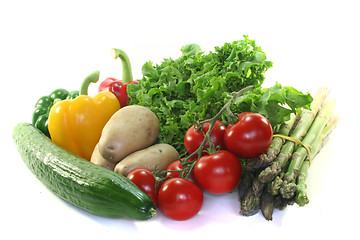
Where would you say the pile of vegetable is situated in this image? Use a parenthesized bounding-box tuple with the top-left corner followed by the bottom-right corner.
(238, 87, 338, 220)
(127, 36, 313, 155)
(13, 35, 337, 222)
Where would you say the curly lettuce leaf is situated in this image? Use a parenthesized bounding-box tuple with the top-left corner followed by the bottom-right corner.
(127, 36, 311, 154)
(256, 83, 312, 123)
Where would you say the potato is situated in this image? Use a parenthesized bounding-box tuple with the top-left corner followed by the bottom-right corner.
(98, 105, 160, 163)
(90, 144, 116, 170)
(114, 143, 179, 176)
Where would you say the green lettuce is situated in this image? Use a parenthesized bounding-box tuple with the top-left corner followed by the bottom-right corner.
(127, 36, 312, 154)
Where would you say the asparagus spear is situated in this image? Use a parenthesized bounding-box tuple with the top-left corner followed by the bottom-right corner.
(240, 187, 261, 216)
(280, 98, 336, 199)
(239, 171, 255, 202)
(252, 174, 265, 197)
(244, 155, 268, 172)
(267, 172, 284, 195)
(261, 191, 275, 221)
(295, 114, 339, 206)
(273, 194, 296, 210)
(266, 113, 298, 165)
(239, 170, 261, 216)
(258, 87, 329, 183)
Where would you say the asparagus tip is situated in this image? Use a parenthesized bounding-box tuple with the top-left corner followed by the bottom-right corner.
(261, 192, 274, 221)
(280, 181, 297, 199)
(295, 193, 310, 206)
(240, 188, 261, 216)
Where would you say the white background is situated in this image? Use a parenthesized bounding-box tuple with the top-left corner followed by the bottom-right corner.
(1, 0, 359, 239)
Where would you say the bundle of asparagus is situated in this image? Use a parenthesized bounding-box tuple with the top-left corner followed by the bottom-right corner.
(239, 87, 338, 220)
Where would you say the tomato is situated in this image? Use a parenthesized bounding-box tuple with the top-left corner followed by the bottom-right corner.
(127, 168, 159, 207)
(166, 158, 196, 179)
(224, 112, 273, 159)
(158, 178, 203, 221)
(184, 120, 226, 155)
(166, 160, 184, 178)
(193, 150, 242, 194)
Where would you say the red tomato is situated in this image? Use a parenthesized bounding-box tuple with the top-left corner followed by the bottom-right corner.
(184, 120, 226, 155)
(225, 112, 273, 158)
(158, 178, 203, 221)
(193, 150, 242, 194)
(127, 168, 159, 207)
(166, 158, 196, 179)
(166, 160, 184, 178)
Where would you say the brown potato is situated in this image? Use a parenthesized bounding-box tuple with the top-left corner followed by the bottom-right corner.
(98, 105, 160, 163)
(114, 143, 179, 176)
(90, 144, 116, 170)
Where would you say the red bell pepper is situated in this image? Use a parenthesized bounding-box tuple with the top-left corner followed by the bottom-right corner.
(99, 48, 138, 108)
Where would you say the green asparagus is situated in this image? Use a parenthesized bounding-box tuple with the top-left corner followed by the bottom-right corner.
(264, 113, 298, 166)
(240, 187, 261, 216)
(258, 87, 329, 183)
(239, 171, 261, 216)
(239, 171, 255, 202)
(252, 175, 265, 197)
(295, 114, 339, 206)
(273, 194, 295, 210)
(267, 172, 284, 195)
(261, 191, 275, 221)
(280, 98, 336, 199)
(238, 87, 337, 220)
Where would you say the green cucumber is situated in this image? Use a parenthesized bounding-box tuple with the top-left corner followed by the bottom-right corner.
(13, 122, 156, 220)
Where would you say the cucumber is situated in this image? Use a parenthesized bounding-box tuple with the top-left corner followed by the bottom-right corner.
(13, 122, 156, 220)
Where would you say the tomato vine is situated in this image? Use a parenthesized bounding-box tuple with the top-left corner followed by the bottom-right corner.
(153, 85, 255, 185)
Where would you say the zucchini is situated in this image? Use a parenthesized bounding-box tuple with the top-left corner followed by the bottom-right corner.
(13, 122, 156, 220)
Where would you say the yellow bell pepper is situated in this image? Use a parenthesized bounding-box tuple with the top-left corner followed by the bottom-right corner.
(48, 71, 120, 161)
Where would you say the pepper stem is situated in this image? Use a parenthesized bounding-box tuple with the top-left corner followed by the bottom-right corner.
(80, 71, 100, 95)
(111, 48, 133, 83)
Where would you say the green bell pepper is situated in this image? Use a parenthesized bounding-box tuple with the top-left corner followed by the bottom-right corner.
(32, 88, 79, 138)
